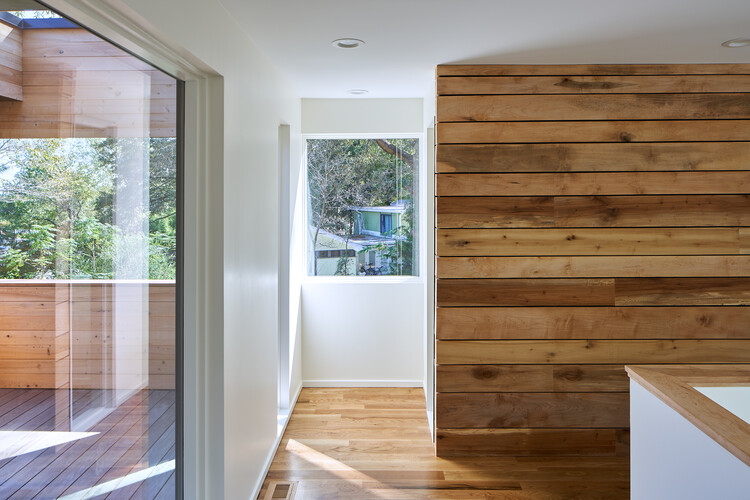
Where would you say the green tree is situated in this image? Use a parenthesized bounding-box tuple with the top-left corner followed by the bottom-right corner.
(0, 137, 177, 280)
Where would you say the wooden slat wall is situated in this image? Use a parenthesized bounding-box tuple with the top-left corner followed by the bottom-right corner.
(0, 282, 175, 390)
(434, 64, 750, 457)
(0, 20, 23, 100)
(0, 27, 176, 138)
(0, 284, 69, 390)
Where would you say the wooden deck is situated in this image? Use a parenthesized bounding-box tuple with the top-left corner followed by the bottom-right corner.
(0, 388, 175, 499)
(259, 388, 629, 499)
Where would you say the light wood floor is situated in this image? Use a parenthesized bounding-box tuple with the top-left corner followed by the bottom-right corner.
(258, 388, 628, 499)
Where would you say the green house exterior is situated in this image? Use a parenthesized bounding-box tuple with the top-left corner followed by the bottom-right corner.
(354, 203, 406, 237)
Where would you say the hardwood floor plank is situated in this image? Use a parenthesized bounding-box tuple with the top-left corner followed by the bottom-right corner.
(258, 388, 629, 499)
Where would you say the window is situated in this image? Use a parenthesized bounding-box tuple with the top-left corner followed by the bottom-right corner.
(380, 214, 392, 235)
(306, 138, 418, 277)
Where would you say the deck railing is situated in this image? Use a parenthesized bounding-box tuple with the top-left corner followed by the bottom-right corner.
(0, 280, 175, 390)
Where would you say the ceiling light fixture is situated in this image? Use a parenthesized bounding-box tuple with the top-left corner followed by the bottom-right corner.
(346, 89, 369, 95)
(721, 38, 750, 48)
(331, 38, 365, 49)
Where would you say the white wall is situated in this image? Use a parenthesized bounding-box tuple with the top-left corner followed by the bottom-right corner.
(630, 380, 750, 499)
(302, 279, 424, 385)
(54, 1, 304, 498)
(300, 98, 426, 387)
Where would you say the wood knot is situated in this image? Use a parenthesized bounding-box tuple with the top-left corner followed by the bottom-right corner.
(698, 315, 712, 327)
(619, 132, 635, 142)
(472, 366, 498, 380)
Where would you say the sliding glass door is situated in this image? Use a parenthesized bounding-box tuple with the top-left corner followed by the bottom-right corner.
(0, 3, 180, 498)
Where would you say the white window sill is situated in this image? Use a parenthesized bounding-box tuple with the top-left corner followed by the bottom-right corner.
(301, 275, 424, 285)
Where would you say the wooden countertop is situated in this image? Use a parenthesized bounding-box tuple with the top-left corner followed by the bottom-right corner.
(626, 365, 750, 467)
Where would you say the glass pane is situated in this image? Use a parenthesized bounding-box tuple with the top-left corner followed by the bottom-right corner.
(307, 138, 419, 276)
(0, 4, 177, 498)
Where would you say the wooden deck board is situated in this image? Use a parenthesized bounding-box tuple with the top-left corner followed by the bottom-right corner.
(258, 388, 629, 499)
(0, 389, 175, 499)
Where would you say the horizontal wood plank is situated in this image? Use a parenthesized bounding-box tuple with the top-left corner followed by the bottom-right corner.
(438, 195, 750, 228)
(438, 94, 750, 122)
(438, 277, 750, 306)
(437, 279, 614, 306)
(436, 340, 750, 364)
(436, 120, 750, 144)
(0, 20, 22, 101)
(0, 286, 61, 302)
(742, 228, 750, 254)
(437, 228, 740, 256)
(436, 196, 555, 227)
(436, 172, 750, 197)
(615, 277, 750, 305)
(435, 306, 750, 340)
(437, 256, 750, 278)
(436, 64, 750, 77)
(436, 143, 750, 173)
(436, 393, 629, 428)
(437, 365, 630, 392)
(437, 75, 750, 95)
(435, 428, 626, 456)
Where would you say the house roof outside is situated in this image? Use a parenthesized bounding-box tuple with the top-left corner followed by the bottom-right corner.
(314, 228, 395, 253)
(348, 200, 408, 214)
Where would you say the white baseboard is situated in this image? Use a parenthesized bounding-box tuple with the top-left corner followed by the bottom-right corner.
(303, 379, 423, 388)
(250, 382, 303, 500)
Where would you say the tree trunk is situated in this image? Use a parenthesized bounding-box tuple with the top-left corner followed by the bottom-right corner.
(374, 139, 414, 168)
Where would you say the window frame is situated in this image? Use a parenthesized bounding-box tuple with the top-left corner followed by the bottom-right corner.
(302, 132, 425, 283)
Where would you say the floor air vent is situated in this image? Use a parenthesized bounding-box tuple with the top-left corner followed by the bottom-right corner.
(264, 481, 298, 499)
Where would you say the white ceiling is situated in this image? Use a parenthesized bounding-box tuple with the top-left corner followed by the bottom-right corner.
(219, 0, 750, 99)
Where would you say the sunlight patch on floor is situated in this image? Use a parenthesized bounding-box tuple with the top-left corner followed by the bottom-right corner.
(58, 459, 175, 500)
(0, 431, 99, 460)
(286, 439, 391, 498)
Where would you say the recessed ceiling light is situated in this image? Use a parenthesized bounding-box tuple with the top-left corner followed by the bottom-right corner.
(722, 38, 750, 48)
(331, 38, 365, 49)
(346, 89, 369, 95)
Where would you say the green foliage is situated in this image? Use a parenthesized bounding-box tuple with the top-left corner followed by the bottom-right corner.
(334, 255, 354, 276)
(361, 225, 413, 276)
(0, 138, 177, 280)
